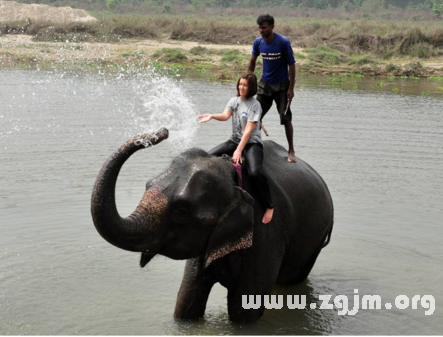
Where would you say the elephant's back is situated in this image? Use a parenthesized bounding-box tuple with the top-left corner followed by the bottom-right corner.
(262, 140, 333, 281)
(262, 140, 333, 219)
(262, 140, 330, 194)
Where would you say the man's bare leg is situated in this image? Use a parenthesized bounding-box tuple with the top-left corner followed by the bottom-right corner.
(284, 122, 297, 163)
(262, 208, 274, 224)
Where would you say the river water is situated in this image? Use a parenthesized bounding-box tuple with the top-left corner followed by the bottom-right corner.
(0, 69, 442, 335)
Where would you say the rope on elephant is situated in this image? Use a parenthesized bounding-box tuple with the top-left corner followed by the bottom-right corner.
(221, 154, 243, 187)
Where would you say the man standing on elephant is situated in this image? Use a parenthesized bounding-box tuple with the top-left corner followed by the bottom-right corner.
(248, 14, 297, 163)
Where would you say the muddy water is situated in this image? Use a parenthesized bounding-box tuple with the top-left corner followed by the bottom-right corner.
(0, 69, 442, 335)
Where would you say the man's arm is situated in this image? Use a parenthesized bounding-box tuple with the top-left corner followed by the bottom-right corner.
(248, 54, 258, 74)
(287, 63, 296, 101)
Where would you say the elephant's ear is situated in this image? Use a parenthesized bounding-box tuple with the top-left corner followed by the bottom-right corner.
(204, 186, 254, 268)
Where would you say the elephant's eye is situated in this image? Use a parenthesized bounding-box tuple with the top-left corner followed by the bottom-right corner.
(173, 208, 192, 224)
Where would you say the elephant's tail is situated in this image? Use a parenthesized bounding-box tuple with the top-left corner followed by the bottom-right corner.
(322, 220, 334, 248)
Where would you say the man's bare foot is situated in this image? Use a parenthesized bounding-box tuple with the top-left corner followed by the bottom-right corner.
(288, 151, 297, 163)
(262, 208, 274, 224)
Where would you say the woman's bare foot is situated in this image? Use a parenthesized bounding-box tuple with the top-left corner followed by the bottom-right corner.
(288, 151, 297, 163)
(262, 208, 274, 224)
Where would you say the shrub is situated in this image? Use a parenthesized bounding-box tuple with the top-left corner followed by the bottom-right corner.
(432, 3, 443, 19)
(106, 0, 117, 9)
(153, 48, 187, 63)
(294, 52, 306, 59)
(163, 2, 173, 13)
(306, 46, 346, 65)
(348, 55, 378, 65)
(409, 44, 432, 58)
(190, 46, 208, 55)
(221, 49, 243, 64)
(382, 51, 394, 60)
(385, 63, 397, 71)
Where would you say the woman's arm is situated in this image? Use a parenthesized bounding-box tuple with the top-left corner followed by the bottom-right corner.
(198, 108, 232, 123)
(232, 122, 256, 164)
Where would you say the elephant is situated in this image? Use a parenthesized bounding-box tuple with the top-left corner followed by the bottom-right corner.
(91, 127, 334, 323)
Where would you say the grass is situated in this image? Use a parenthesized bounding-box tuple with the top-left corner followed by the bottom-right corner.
(294, 52, 306, 59)
(2, 13, 443, 78)
(4, 14, 442, 58)
(348, 55, 378, 66)
(153, 48, 187, 63)
(221, 49, 243, 64)
(385, 63, 397, 72)
(306, 46, 346, 65)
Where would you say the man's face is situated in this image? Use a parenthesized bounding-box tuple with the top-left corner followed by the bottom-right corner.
(258, 22, 274, 39)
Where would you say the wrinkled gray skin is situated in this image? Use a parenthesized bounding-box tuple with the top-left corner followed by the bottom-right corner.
(91, 128, 334, 323)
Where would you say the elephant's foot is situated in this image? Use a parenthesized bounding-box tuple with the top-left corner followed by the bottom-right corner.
(173, 308, 205, 321)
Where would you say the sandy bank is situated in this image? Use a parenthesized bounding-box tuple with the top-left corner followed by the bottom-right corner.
(0, 0, 97, 25)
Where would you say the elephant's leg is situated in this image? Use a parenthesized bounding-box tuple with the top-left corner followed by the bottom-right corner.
(292, 229, 331, 284)
(174, 257, 215, 320)
(226, 260, 283, 323)
(227, 287, 266, 323)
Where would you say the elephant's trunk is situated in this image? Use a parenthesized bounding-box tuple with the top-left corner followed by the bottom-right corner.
(91, 128, 169, 252)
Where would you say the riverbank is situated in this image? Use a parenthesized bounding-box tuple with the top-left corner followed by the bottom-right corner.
(1, 33, 443, 79)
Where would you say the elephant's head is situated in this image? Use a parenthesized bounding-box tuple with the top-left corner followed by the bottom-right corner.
(91, 128, 254, 268)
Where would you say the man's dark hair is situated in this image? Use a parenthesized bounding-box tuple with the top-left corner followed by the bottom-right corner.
(237, 73, 258, 99)
(257, 14, 274, 26)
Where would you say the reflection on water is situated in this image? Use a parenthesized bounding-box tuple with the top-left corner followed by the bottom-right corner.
(0, 69, 442, 335)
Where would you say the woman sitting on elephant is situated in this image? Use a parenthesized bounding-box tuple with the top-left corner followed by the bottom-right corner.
(198, 73, 274, 224)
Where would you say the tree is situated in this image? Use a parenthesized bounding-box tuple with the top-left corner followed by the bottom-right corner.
(106, 0, 117, 8)
(432, 2, 443, 19)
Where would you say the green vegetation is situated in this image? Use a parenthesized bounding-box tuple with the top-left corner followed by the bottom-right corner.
(190, 46, 211, 55)
(294, 52, 306, 59)
(153, 48, 187, 62)
(348, 55, 378, 66)
(2, 5, 443, 79)
(385, 63, 397, 72)
(306, 46, 345, 65)
(3, 13, 443, 63)
(221, 49, 241, 63)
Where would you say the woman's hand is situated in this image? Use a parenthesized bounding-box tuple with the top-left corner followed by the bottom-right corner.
(232, 149, 243, 164)
(198, 114, 213, 123)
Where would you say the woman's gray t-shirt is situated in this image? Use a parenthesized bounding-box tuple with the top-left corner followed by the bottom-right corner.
(226, 96, 263, 145)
